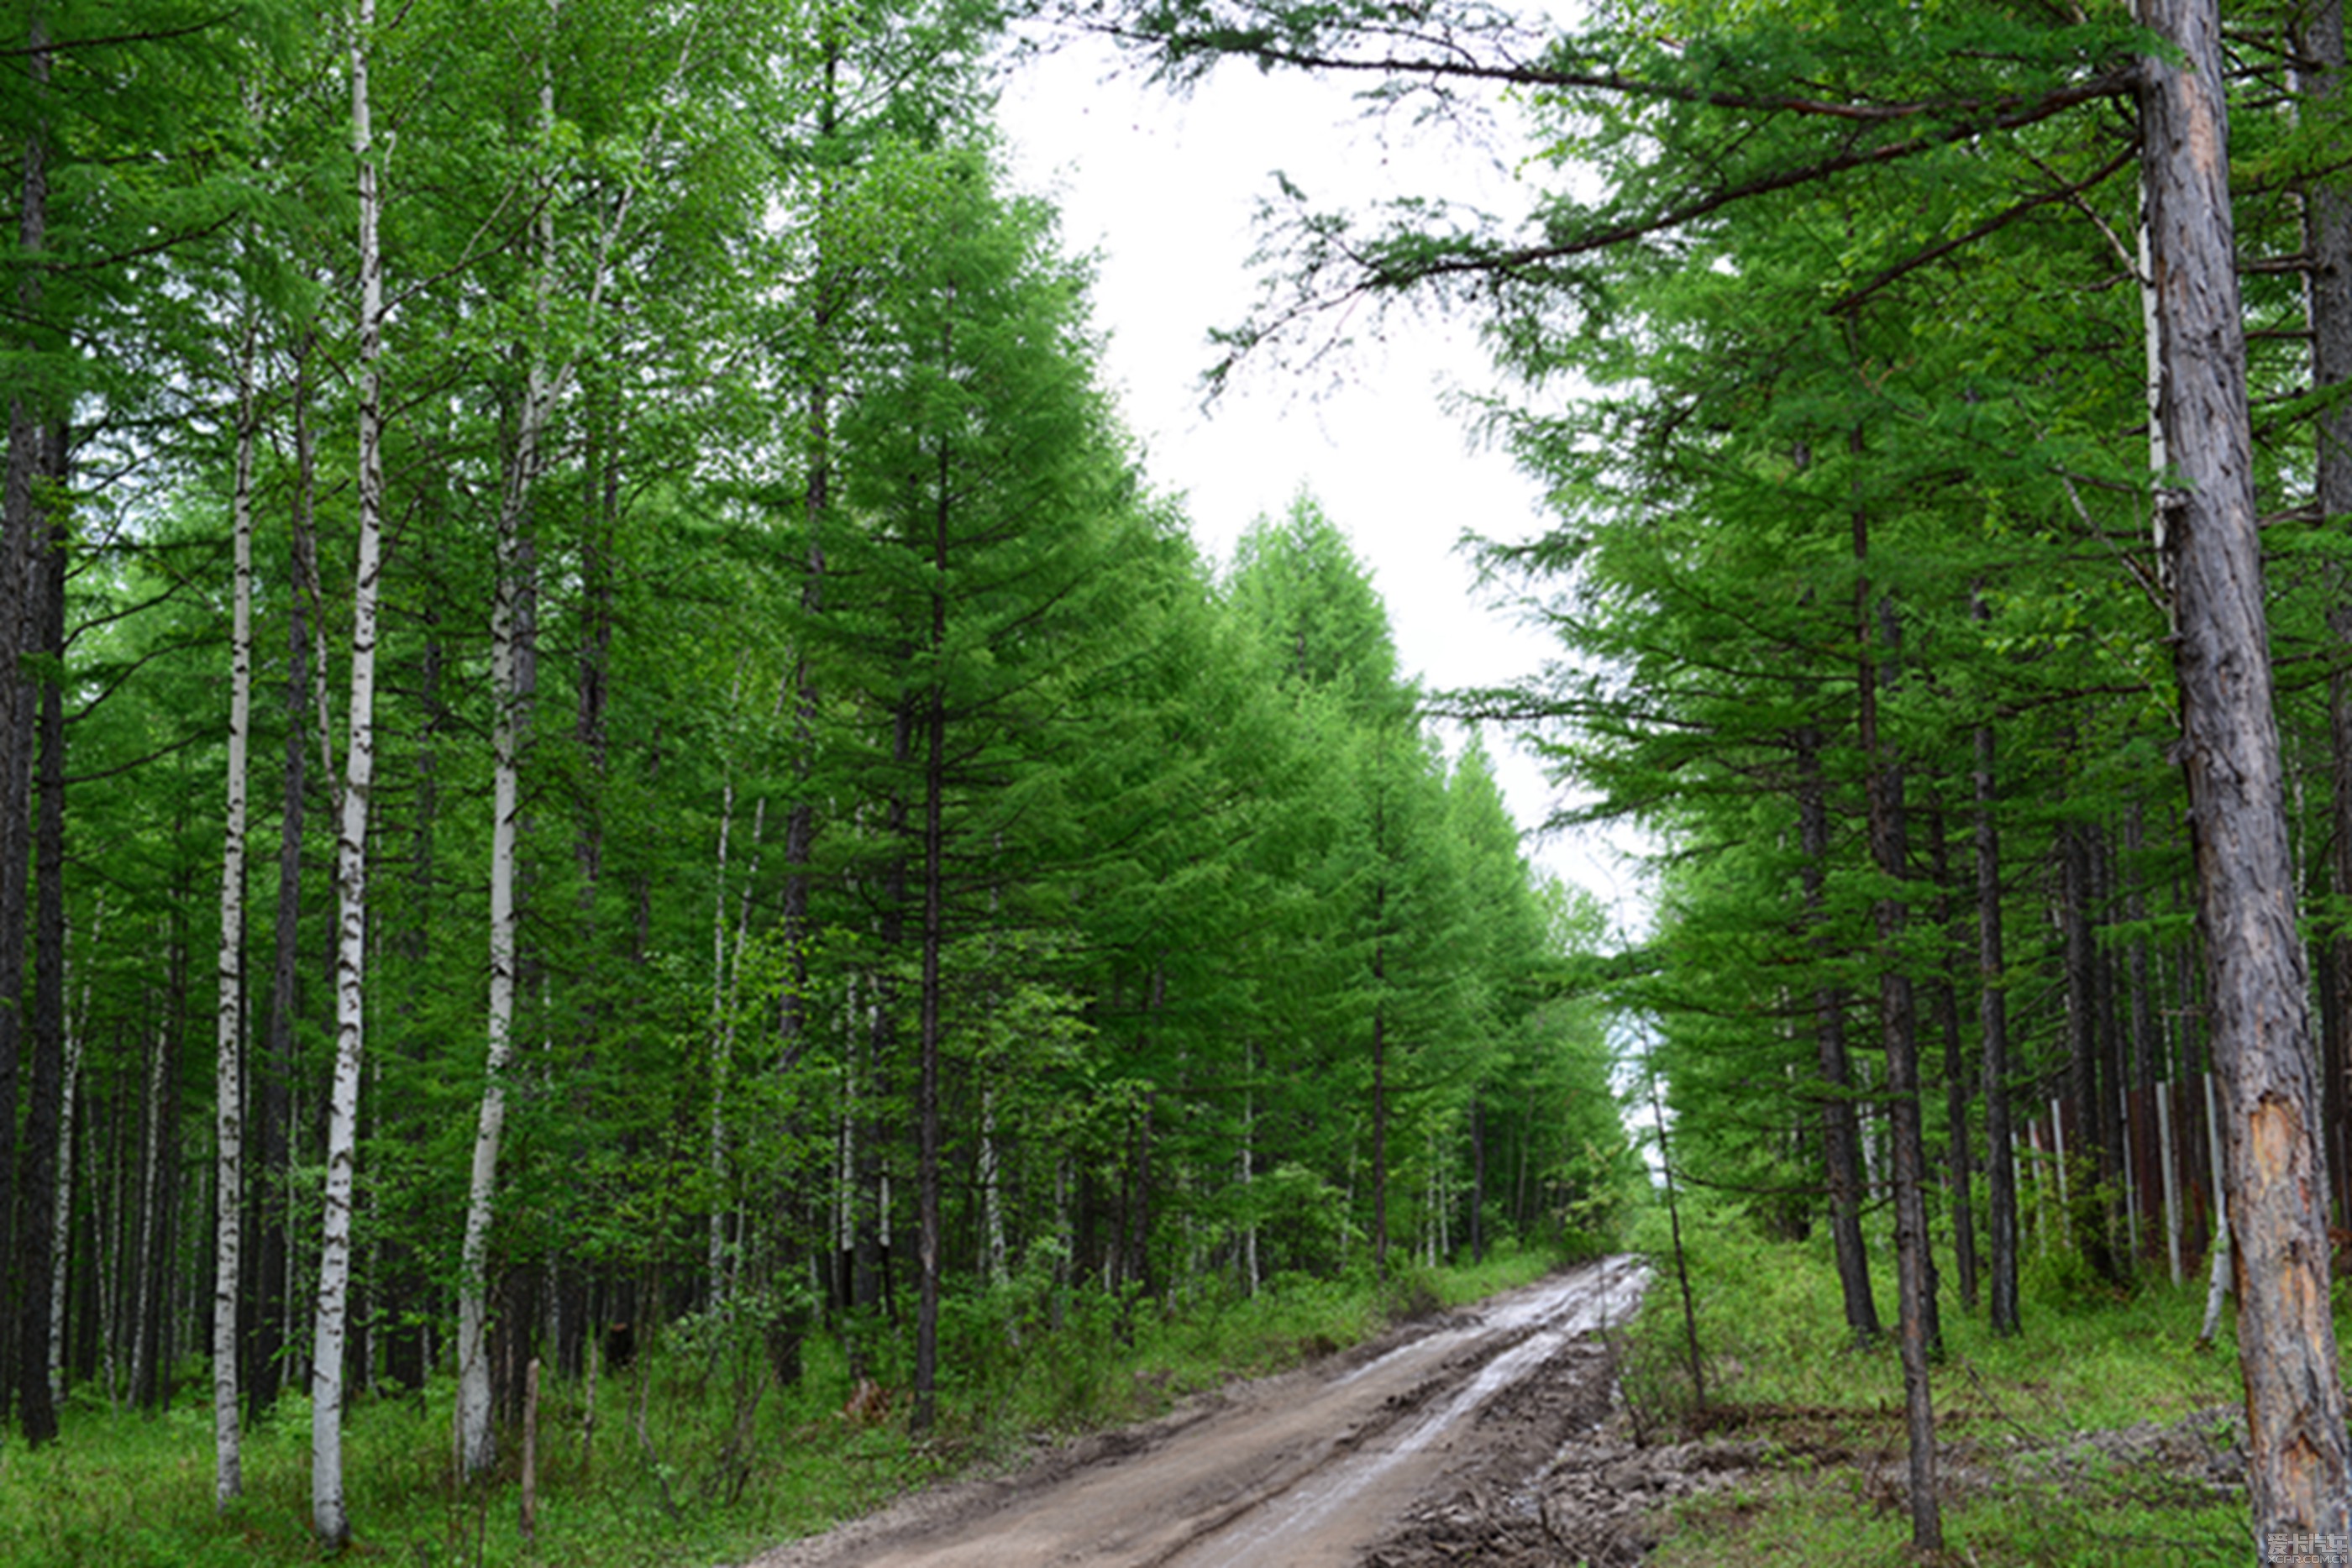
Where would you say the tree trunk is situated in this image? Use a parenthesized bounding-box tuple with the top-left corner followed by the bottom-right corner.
(313, 0, 386, 1538)
(2059, 815, 2120, 1279)
(212, 312, 259, 1502)
(912, 600, 947, 1436)
(0, 8, 55, 1437)
(2139, 0, 2352, 1536)
(251, 336, 317, 1424)
(458, 95, 561, 1473)
(47, 916, 85, 1408)
(17, 419, 66, 1447)
(1929, 805, 1977, 1311)
(1796, 722, 1879, 1341)
(1971, 687, 2021, 1337)
(2297, 0, 2352, 1239)
(1854, 475, 1939, 1552)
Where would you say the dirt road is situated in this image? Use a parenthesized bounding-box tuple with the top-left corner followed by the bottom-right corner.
(746, 1256, 1649, 1568)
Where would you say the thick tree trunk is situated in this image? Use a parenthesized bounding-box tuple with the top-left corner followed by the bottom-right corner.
(314, 1, 386, 1539)
(2298, 0, 2352, 1235)
(212, 314, 258, 1503)
(2139, 0, 2352, 1539)
(0, 11, 54, 1436)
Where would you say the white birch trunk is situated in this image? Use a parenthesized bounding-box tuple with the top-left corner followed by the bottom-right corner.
(454, 0, 657, 1462)
(457, 43, 559, 1474)
(706, 659, 757, 1308)
(312, 0, 384, 1539)
(213, 310, 258, 1508)
(980, 1086, 1005, 1287)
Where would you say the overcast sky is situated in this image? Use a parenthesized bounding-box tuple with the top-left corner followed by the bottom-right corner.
(994, 34, 1649, 926)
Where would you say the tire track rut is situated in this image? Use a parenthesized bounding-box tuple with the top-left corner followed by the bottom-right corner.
(746, 1256, 1648, 1568)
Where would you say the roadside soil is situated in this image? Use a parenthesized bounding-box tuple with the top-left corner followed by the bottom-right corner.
(738, 1258, 2251, 1567)
(742, 1255, 1664, 1568)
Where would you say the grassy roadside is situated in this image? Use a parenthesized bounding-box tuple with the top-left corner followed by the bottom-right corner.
(1618, 1199, 2276, 1565)
(0, 1244, 1567, 1567)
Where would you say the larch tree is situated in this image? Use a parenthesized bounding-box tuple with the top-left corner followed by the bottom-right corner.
(1088, 0, 2352, 1547)
(2138, 0, 2352, 1536)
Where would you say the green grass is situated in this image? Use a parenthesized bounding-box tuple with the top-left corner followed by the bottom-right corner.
(1622, 1199, 2278, 1565)
(0, 1244, 1562, 1567)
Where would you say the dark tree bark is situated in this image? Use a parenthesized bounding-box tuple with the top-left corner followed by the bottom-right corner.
(251, 344, 321, 1423)
(2139, 0, 2352, 1534)
(2298, 0, 2352, 1236)
(2058, 815, 2122, 1280)
(911, 419, 950, 1436)
(782, 31, 840, 1069)
(1854, 473, 1938, 1552)
(17, 421, 66, 1445)
(1795, 723, 1879, 1343)
(0, 15, 55, 1429)
(1928, 805, 1977, 1311)
(1973, 705, 2021, 1337)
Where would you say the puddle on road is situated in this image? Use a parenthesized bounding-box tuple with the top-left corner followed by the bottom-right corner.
(1185, 1256, 1651, 1568)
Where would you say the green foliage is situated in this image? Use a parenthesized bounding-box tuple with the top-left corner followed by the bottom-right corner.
(0, 1258, 1557, 1566)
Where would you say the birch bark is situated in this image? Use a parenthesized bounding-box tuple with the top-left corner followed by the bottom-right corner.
(456, 3, 644, 1467)
(213, 311, 258, 1507)
(312, 0, 386, 1539)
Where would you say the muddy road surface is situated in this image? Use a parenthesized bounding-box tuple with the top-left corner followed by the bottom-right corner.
(745, 1255, 1649, 1568)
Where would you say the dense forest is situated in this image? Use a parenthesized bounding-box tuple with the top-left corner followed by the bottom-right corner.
(0, 0, 1632, 1547)
(1088, 0, 2352, 1551)
(8, 0, 2352, 1558)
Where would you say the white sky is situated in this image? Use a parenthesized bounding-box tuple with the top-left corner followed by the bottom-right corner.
(995, 34, 1650, 928)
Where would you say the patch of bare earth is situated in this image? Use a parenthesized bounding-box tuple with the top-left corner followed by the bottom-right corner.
(1366, 1393, 2248, 1565)
(1362, 1358, 1760, 1567)
(740, 1256, 1649, 1568)
(740, 1261, 2247, 1568)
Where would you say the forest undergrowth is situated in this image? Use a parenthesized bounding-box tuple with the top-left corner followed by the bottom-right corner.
(0, 1245, 1562, 1567)
(1617, 1199, 2302, 1565)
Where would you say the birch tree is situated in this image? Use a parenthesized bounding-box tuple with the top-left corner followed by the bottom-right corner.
(212, 308, 259, 1508)
(312, 0, 388, 1540)
(455, 0, 664, 1471)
